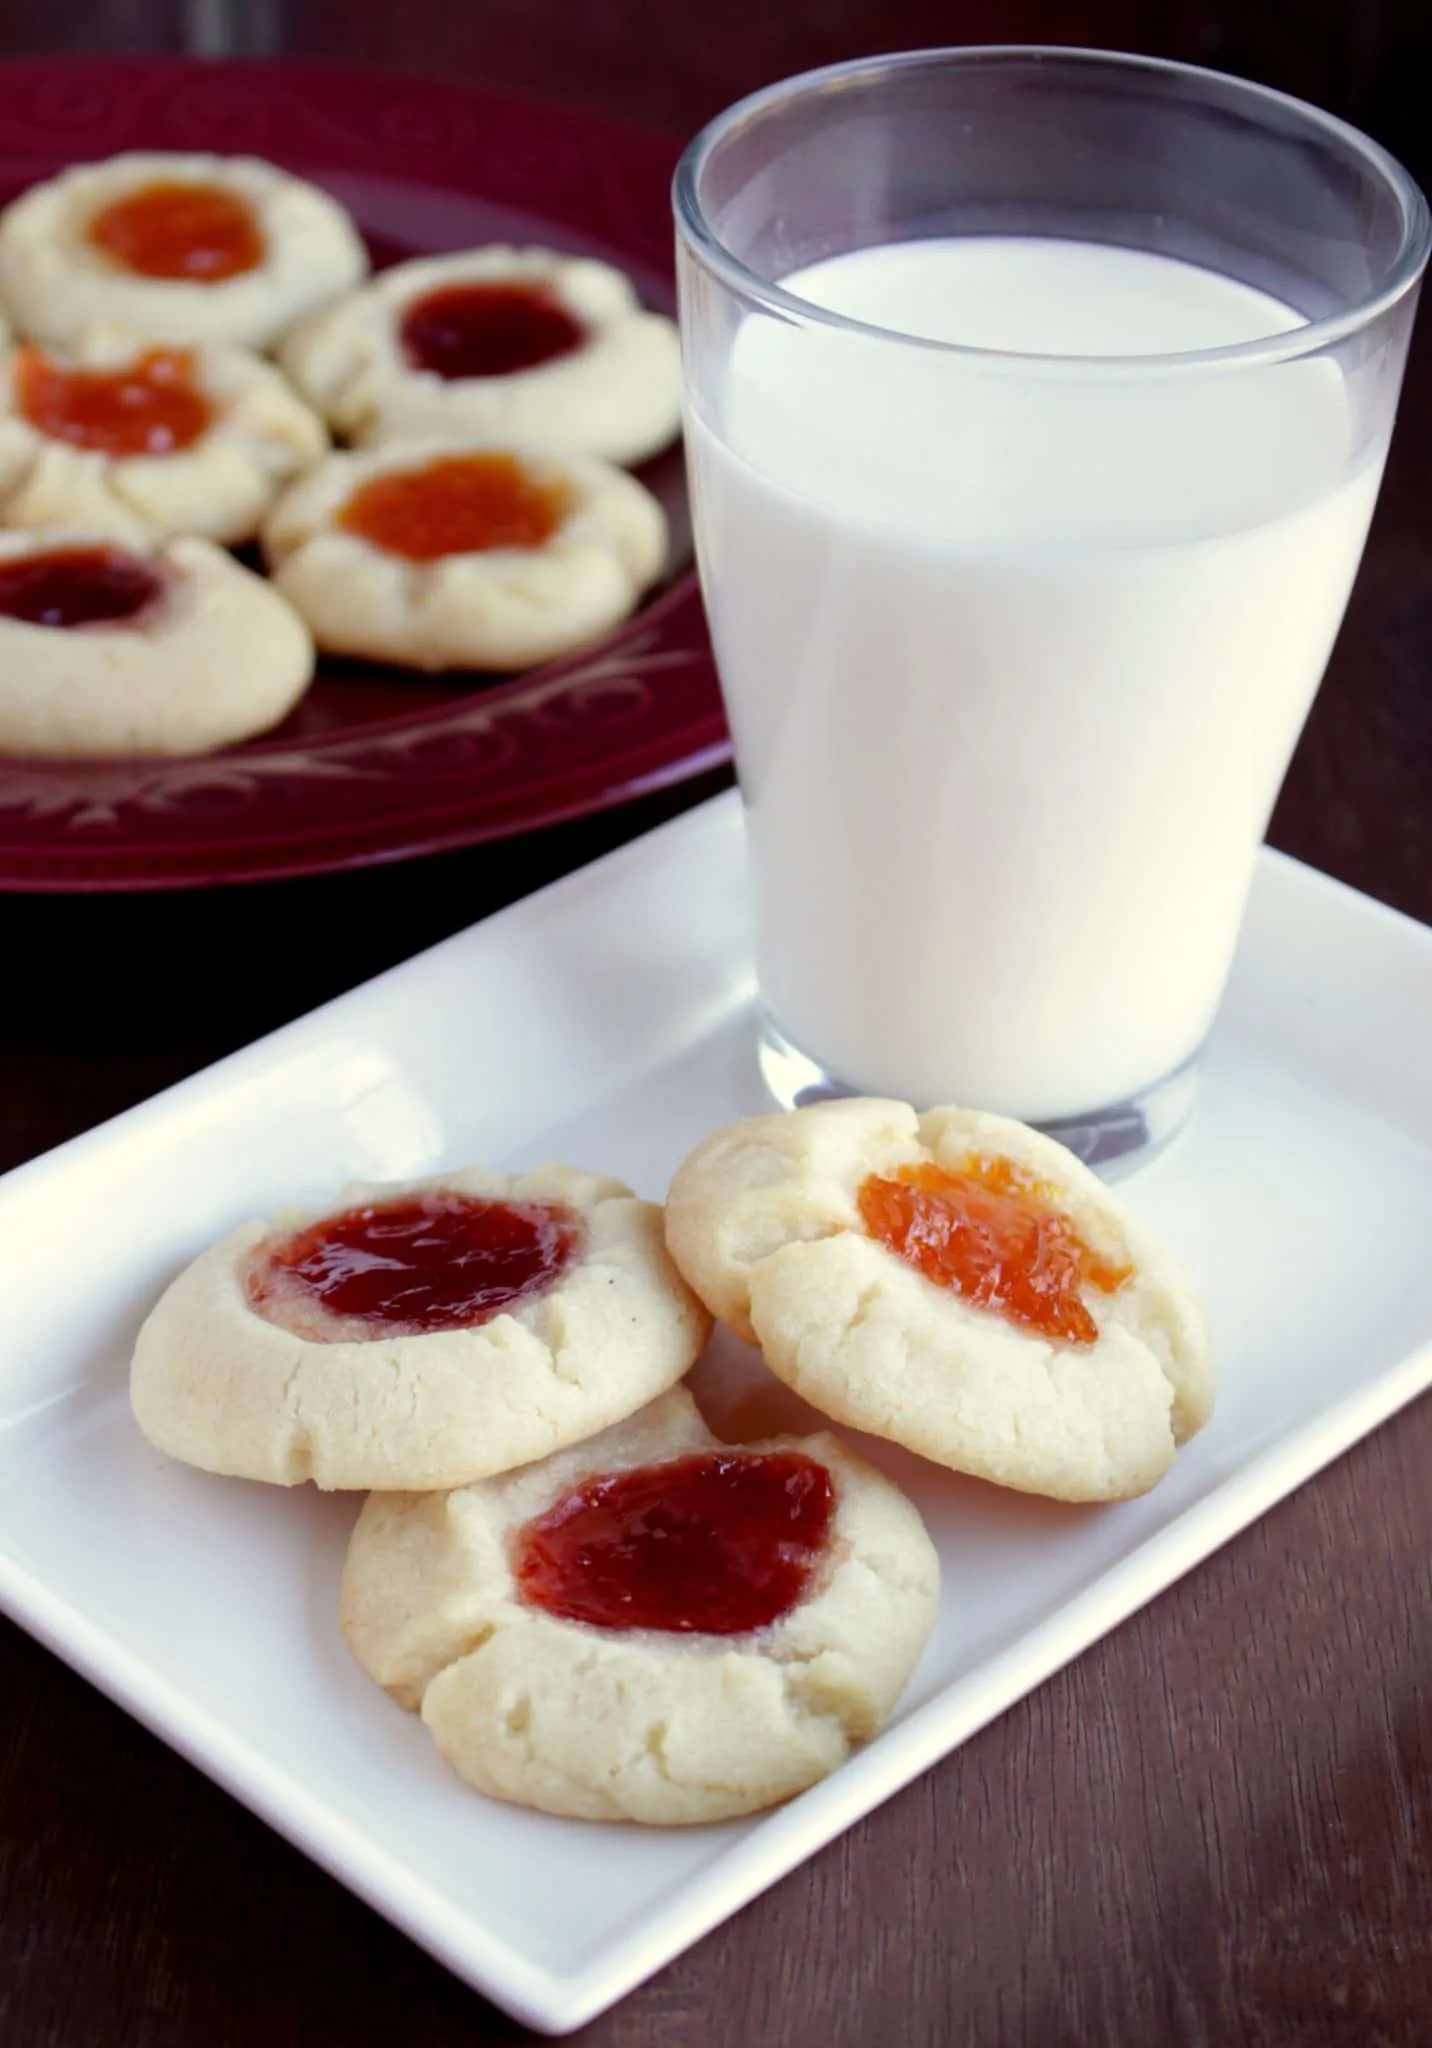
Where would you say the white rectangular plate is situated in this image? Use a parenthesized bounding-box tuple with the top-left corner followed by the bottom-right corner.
(3, 790, 1431, 2035)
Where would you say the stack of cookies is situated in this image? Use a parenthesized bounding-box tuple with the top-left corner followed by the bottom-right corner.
(129, 1097, 1212, 1827)
(0, 150, 681, 755)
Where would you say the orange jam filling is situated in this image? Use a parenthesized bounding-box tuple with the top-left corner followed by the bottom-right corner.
(16, 345, 212, 456)
(86, 180, 264, 281)
(858, 1156, 1132, 1345)
(337, 452, 568, 561)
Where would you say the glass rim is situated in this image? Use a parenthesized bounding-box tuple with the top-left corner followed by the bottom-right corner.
(672, 44, 1432, 374)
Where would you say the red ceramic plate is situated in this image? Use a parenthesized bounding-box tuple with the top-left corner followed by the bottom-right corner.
(0, 57, 728, 890)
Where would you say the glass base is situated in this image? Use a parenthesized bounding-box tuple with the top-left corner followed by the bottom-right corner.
(756, 1016, 1202, 1178)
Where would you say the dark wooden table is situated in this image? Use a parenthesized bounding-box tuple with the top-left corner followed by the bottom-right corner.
(1, 7, 1430, 2045)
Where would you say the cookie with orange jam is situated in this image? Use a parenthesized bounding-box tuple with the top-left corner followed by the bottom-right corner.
(665, 1100, 1213, 1502)
(339, 1384, 938, 1823)
(277, 246, 681, 465)
(261, 437, 666, 670)
(0, 326, 326, 545)
(0, 152, 367, 348)
(130, 1165, 711, 1491)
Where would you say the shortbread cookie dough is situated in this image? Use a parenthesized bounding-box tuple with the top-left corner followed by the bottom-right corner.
(0, 152, 369, 348)
(340, 1384, 939, 1823)
(665, 1100, 1213, 1503)
(262, 438, 667, 670)
(277, 247, 681, 464)
(0, 327, 327, 544)
(130, 1164, 711, 1491)
(0, 528, 312, 755)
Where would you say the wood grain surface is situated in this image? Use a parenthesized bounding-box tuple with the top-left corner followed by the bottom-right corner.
(0, 6, 1429, 2045)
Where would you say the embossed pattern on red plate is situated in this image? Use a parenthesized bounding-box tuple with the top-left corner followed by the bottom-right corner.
(0, 57, 727, 890)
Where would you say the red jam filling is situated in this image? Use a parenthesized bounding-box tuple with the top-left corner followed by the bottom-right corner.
(858, 1157, 1132, 1346)
(400, 280, 585, 380)
(0, 546, 164, 629)
(247, 1191, 581, 1338)
(16, 344, 213, 457)
(337, 452, 568, 561)
(86, 179, 264, 282)
(514, 1449, 837, 1635)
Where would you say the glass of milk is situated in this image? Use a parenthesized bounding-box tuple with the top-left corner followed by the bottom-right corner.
(674, 46, 1428, 1170)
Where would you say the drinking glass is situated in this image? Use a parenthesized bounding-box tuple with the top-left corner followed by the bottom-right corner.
(674, 46, 1429, 1169)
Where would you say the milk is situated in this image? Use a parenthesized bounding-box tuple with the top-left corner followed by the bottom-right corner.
(685, 237, 1387, 1122)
